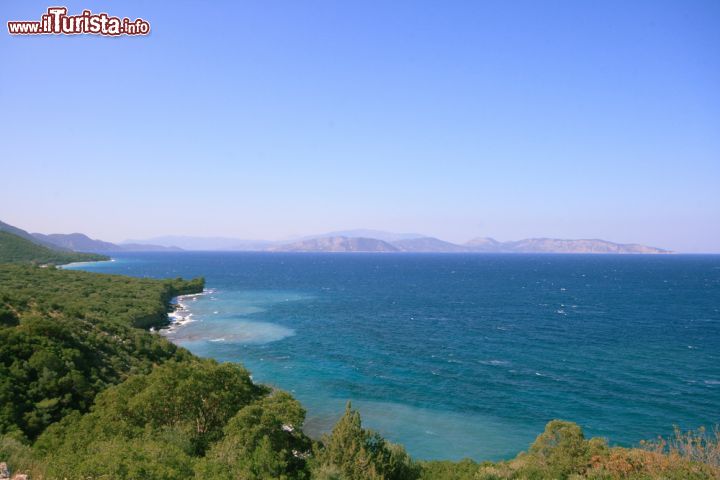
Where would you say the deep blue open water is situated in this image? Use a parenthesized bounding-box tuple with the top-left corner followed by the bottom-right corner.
(67, 252, 720, 460)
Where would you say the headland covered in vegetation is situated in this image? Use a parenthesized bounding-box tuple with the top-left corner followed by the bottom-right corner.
(0, 230, 718, 479)
(0, 231, 108, 265)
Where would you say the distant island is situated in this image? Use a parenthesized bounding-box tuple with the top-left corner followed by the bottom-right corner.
(126, 229, 672, 254)
(267, 235, 671, 254)
(462, 237, 671, 254)
(2, 220, 671, 254)
(268, 236, 400, 252)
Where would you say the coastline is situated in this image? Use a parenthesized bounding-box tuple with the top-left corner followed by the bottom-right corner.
(59, 257, 116, 269)
(161, 289, 214, 334)
(51, 252, 720, 463)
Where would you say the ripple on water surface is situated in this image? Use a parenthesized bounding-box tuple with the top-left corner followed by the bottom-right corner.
(66, 252, 720, 461)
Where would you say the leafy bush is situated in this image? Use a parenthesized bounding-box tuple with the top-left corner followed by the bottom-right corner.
(197, 391, 312, 479)
(419, 459, 480, 480)
(0, 264, 203, 439)
(312, 402, 420, 480)
(33, 359, 264, 478)
(640, 426, 720, 469)
(584, 446, 719, 479)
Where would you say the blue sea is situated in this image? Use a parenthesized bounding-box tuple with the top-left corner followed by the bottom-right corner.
(67, 253, 720, 461)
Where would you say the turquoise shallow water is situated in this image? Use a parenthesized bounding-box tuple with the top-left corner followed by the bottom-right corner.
(68, 252, 720, 460)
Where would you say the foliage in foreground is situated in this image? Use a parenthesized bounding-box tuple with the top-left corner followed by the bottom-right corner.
(310, 402, 419, 480)
(0, 264, 203, 440)
(640, 425, 720, 471)
(33, 359, 276, 479)
(4, 403, 719, 480)
(420, 421, 720, 480)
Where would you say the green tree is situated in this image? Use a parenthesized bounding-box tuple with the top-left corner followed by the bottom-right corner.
(526, 419, 595, 478)
(312, 402, 420, 480)
(0, 264, 202, 439)
(197, 391, 312, 479)
(34, 359, 266, 479)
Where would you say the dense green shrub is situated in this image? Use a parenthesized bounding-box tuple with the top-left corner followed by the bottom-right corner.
(33, 359, 267, 479)
(197, 391, 313, 479)
(0, 264, 203, 439)
(419, 459, 480, 480)
(311, 402, 420, 480)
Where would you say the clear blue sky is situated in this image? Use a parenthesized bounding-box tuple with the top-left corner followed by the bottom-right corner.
(1, 1, 718, 252)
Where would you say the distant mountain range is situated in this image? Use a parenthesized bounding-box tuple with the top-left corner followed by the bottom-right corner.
(267, 236, 400, 252)
(102, 231, 677, 254)
(0, 220, 181, 253)
(0, 230, 108, 264)
(121, 229, 425, 251)
(31, 232, 182, 253)
(265, 235, 671, 254)
(463, 237, 670, 254)
(1, 220, 672, 254)
(299, 229, 425, 243)
(0, 221, 109, 264)
(122, 235, 273, 251)
(0, 220, 66, 251)
(393, 237, 469, 253)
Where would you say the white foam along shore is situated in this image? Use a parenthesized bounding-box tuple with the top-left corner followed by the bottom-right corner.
(59, 258, 117, 269)
(162, 288, 214, 333)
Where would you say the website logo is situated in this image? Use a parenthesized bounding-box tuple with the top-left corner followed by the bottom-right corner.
(8, 7, 150, 36)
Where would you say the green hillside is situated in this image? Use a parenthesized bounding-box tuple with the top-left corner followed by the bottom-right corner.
(0, 231, 108, 265)
(0, 265, 205, 440)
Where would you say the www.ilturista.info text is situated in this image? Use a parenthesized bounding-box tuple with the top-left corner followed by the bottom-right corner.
(7, 7, 150, 36)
